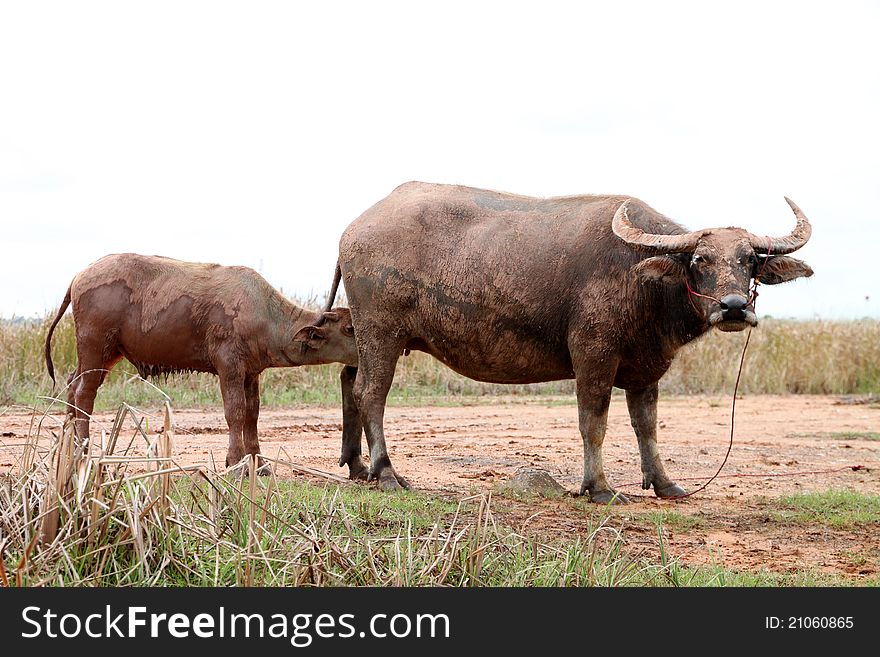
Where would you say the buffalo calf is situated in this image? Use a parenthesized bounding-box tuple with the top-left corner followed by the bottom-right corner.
(45, 253, 357, 470)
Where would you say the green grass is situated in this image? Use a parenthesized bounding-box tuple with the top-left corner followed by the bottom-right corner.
(244, 479, 461, 533)
(636, 510, 706, 532)
(828, 431, 880, 442)
(648, 562, 876, 586)
(3, 316, 879, 410)
(770, 490, 880, 528)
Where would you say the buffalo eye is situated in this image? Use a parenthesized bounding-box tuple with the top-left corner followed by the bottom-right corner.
(748, 254, 762, 275)
(690, 253, 705, 267)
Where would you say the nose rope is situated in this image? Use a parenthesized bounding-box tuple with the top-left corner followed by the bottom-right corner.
(748, 238, 773, 305)
(685, 238, 773, 309)
(685, 278, 721, 304)
(662, 237, 774, 501)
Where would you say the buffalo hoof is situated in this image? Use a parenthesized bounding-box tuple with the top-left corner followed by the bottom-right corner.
(654, 482, 687, 498)
(589, 489, 630, 505)
(246, 458, 273, 478)
(347, 459, 369, 481)
(372, 468, 411, 492)
(230, 455, 272, 477)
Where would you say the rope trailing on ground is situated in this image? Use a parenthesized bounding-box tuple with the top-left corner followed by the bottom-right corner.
(615, 323, 867, 497)
(663, 326, 754, 500)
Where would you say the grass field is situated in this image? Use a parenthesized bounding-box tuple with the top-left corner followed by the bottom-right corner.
(3, 315, 879, 410)
(2, 407, 876, 587)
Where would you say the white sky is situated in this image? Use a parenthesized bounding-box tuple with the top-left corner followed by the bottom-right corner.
(1, 1, 878, 320)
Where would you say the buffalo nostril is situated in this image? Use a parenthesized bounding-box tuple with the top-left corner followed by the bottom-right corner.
(719, 294, 748, 319)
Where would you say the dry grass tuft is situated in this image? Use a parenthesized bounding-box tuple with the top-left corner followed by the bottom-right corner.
(0, 400, 653, 587)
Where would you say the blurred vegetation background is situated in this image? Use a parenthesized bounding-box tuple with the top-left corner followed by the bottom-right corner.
(3, 313, 878, 411)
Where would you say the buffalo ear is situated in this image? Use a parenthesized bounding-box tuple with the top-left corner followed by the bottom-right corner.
(632, 256, 687, 284)
(292, 325, 328, 350)
(757, 256, 814, 285)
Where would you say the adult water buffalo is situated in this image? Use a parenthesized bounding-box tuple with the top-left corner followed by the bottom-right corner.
(45, 253, 358, 469)
(327, 182, 813, 502)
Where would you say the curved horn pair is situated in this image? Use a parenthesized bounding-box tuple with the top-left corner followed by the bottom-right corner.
(612, 197, 812, 255)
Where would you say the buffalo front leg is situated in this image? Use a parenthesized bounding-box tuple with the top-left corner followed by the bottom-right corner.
(243, 373, 271, 475)
(220, 372, 248, 469)
(352, 335, 409, 492)
(339, 365, 368, 480)
(576, 375, 628, 504)
(626, 384, 685, 498)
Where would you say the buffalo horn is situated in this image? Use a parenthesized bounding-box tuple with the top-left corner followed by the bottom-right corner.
(611, 199, 703, 254)
(748, 197, 812, 254)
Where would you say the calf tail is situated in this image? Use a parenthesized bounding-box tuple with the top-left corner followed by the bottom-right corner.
(45, 285, 72, 387)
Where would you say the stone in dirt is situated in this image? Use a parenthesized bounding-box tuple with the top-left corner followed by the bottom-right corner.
(502, 467, 568, 498)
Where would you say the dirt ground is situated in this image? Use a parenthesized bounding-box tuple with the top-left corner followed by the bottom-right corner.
(2, 394, 878, 580)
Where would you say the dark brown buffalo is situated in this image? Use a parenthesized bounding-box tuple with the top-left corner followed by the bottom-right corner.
(328, 182, 813, 502)
(45, 253, 357, 468)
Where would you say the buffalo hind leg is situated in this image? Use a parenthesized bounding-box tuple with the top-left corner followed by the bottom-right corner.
(626, 384, 686, 498)
(243, 373, 271, 475)
(352, 334, 409, 491)
(65, 367, 81, 419)
(575, 368, 628, 504)
(339, 365, 368, 480)
(71, 349, 121, 444)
